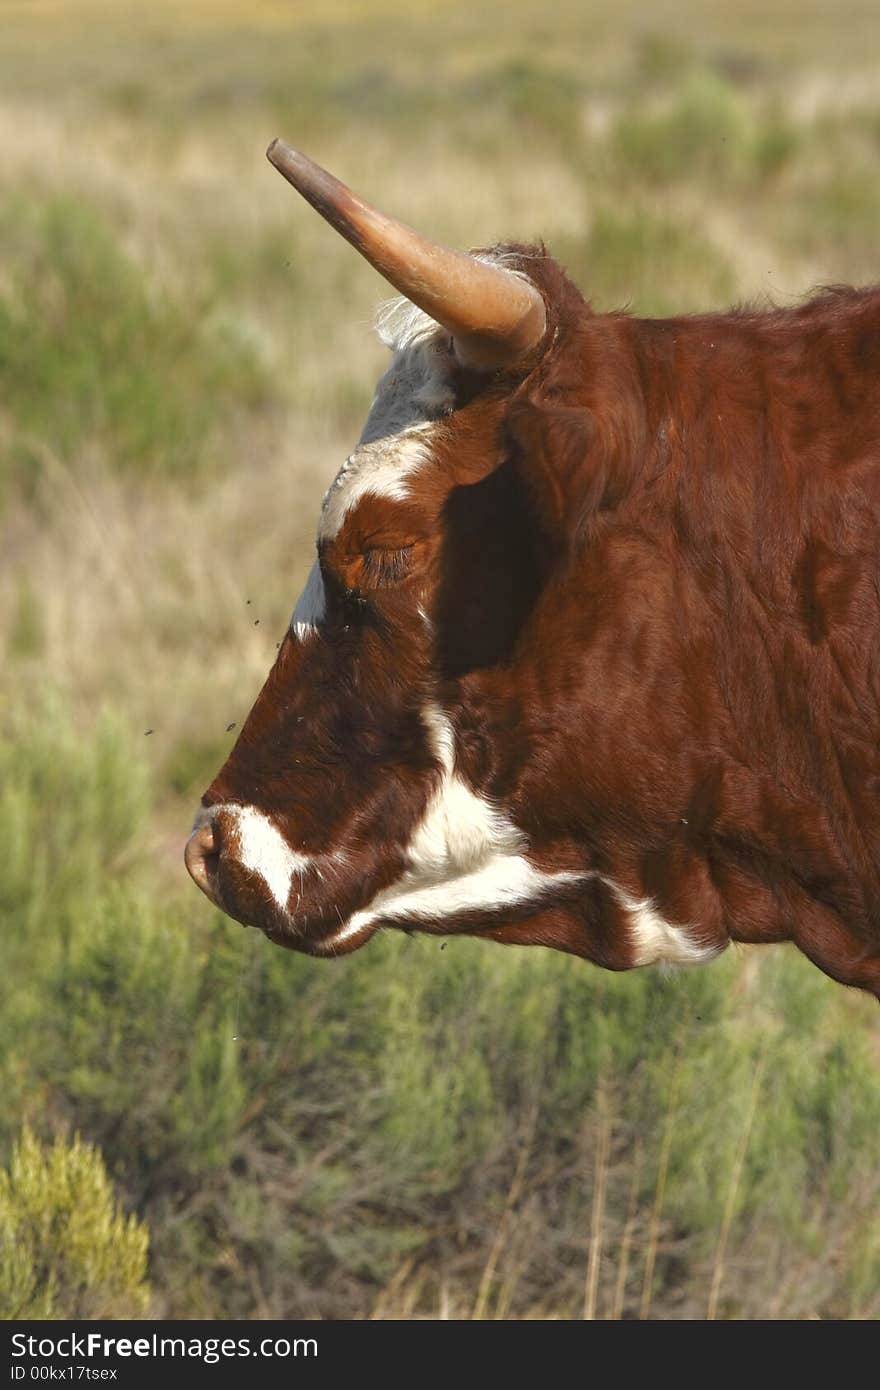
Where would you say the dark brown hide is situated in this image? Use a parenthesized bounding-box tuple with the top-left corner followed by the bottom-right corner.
(193, 248, 880, 997)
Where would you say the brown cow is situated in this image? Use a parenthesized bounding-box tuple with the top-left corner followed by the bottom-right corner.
(185, 141, 880, 998)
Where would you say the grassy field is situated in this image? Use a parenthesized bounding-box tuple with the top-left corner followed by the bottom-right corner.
(1, 0, 879, 1320)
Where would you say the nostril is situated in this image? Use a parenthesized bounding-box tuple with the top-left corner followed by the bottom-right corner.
(201, 826, 220, 876)
(185, 822, 222, 902)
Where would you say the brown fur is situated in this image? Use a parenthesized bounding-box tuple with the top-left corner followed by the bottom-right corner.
(195, 246, 880, 996)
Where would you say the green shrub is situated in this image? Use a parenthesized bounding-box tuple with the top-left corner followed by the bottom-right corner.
(0, 1125, 150, 1319)
(614, 72, 753, 185)
(559, 206, 736, 315)
(0, 194, 269, 498)
(2, 698, 879, 1317)
(612, 71, 798, 190)
(483, 59, 583, 147)
(0, 694, 150, 934)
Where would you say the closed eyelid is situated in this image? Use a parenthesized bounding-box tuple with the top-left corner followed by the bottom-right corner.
(358, 531, 419, 550)
(360, 546, 413, 585)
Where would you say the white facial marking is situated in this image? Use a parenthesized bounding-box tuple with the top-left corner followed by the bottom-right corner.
(327, 705, 586, 945)
(318, 319, 455, 544)
(605, 880, 720, 966)
(313, 259, 537, 548)
(222, 272, 718, 968)
(336, 858, 584, 944)
(290, 559, 327, 641)
(220, 804, 311, 915)
(319, 709, 720, 961)
(319, 431, 432, 543)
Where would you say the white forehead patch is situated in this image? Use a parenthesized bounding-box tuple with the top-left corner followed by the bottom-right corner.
(290, 559, 326, 641)
(318, 317, 454, 543)
(319, 430, 432, 543)
(316, 254, 539, 546)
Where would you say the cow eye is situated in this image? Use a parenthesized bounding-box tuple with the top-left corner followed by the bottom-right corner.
(360, 546, 413, 587)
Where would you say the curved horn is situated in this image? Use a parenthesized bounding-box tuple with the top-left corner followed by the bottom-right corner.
(266, 139, 546, 371)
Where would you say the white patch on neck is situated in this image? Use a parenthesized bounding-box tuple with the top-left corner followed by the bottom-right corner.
(290, 559, 326, 641)
(318, 325, 454, 543)
(604, 880, 720, 966)
(326, 705, 585, 944)
(316, 708, 720, 964)
(224, 804, 311, 914)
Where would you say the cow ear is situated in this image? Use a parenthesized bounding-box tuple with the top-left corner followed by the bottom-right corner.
(505, 393, 598, 551)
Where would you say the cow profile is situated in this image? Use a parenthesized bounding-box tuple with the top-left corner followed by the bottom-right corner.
(185, 140, 880, 998)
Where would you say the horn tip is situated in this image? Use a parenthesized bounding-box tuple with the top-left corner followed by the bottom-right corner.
(267, 137, 305, 172)
(267, 138, 319, 187)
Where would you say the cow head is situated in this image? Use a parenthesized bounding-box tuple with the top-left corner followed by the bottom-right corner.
(185, 142, 701, 973)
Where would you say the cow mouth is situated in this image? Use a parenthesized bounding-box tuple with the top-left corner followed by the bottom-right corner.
(210, 860, 381, 956)
(208, 877, 381, 958)
(185, 811, 406, 958)
(263, 916, 380, 957)
(198, 884, 381, 958)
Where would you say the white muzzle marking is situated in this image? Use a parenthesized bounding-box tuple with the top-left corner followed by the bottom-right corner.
(197, 803, 312, 916)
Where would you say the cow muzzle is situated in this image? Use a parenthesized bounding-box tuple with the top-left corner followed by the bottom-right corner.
(184, 802, 383, 955)
(184, 803, 305, 938)
(184, 820, 223, 907)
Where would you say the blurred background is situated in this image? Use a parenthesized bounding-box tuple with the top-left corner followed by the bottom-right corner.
(1, 0, 879, 1320)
